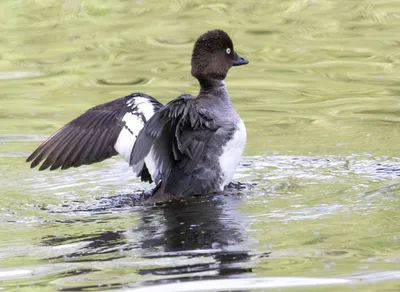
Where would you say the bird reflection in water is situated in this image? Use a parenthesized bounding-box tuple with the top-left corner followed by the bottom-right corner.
(40, 191, 265, 290)
(136, 195, 255, 285)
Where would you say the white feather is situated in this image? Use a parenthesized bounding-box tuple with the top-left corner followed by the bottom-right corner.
(113, 95, 158, 180)
(134, 96, 156, 120)
(144, 147, 159, 182)
(114, 112, 144, 163)
(218, 119, 247, 190)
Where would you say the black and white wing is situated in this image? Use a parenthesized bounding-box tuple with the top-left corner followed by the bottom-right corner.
(129, 94, 220, 185)
(27, 93, 162, 182)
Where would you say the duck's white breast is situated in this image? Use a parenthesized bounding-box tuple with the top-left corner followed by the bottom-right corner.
(218, 118, 247, 190)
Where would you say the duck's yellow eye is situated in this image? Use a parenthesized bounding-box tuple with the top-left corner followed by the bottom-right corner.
(226, 48, 231, 54)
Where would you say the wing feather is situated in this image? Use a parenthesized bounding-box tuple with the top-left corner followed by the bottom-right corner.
(130, 94, 219, 185)
(27, 93, 162, 183)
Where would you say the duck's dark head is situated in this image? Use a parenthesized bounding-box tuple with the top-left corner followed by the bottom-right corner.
(191, 29, 248, 82)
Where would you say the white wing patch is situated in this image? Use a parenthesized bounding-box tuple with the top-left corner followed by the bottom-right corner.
(131, 96, 156, 120)
(114, 95, 158, 179)
(144, 147, 159, 182)
(218, 119, 247, 190)
(114, 112, 144, 163)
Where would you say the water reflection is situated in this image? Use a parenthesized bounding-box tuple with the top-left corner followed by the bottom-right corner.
(137, 196, 256, 284)
(42, 229, 127, 262)
(41, 194, 260, 289)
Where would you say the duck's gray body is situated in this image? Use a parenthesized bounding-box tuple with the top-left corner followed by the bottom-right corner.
(27, 29, 248, 199)
(129, 81, 246, 197)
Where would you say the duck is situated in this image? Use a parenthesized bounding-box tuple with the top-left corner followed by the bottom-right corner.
(27, 29, 249, 199)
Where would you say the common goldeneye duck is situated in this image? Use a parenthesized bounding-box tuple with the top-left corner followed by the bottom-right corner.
(27, 29, 249, 199)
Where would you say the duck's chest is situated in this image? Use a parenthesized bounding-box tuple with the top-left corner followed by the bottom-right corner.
(217, 118, 247, 189)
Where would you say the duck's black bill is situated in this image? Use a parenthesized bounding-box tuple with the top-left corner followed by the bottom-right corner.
(233, 53, 249, 66)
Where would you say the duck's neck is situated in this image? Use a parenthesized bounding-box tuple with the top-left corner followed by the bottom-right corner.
(198, 77, 229, 99)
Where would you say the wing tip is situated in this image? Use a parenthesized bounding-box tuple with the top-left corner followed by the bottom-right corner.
(38, 162, 50, 171)
(27, 152, 57, 171)
(26, 149, 39, 163)
(29, 158, 40, 169)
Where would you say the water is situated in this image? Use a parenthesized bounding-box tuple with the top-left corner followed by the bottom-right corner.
(1, 0, 400, 290)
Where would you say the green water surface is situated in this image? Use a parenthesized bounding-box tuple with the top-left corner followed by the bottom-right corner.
(0, 0, 400, 291)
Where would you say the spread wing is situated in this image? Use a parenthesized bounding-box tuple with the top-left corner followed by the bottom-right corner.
(26, 93, 162, 182)
(129, 94, 220, 184)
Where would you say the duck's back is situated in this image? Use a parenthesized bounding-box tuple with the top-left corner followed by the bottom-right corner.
(165, 117, 246, 197)
(130, 91, 247, 198)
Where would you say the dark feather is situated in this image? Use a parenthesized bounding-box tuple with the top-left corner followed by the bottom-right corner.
(130, 94, 220, 185)
(27, 93, 162, 183)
